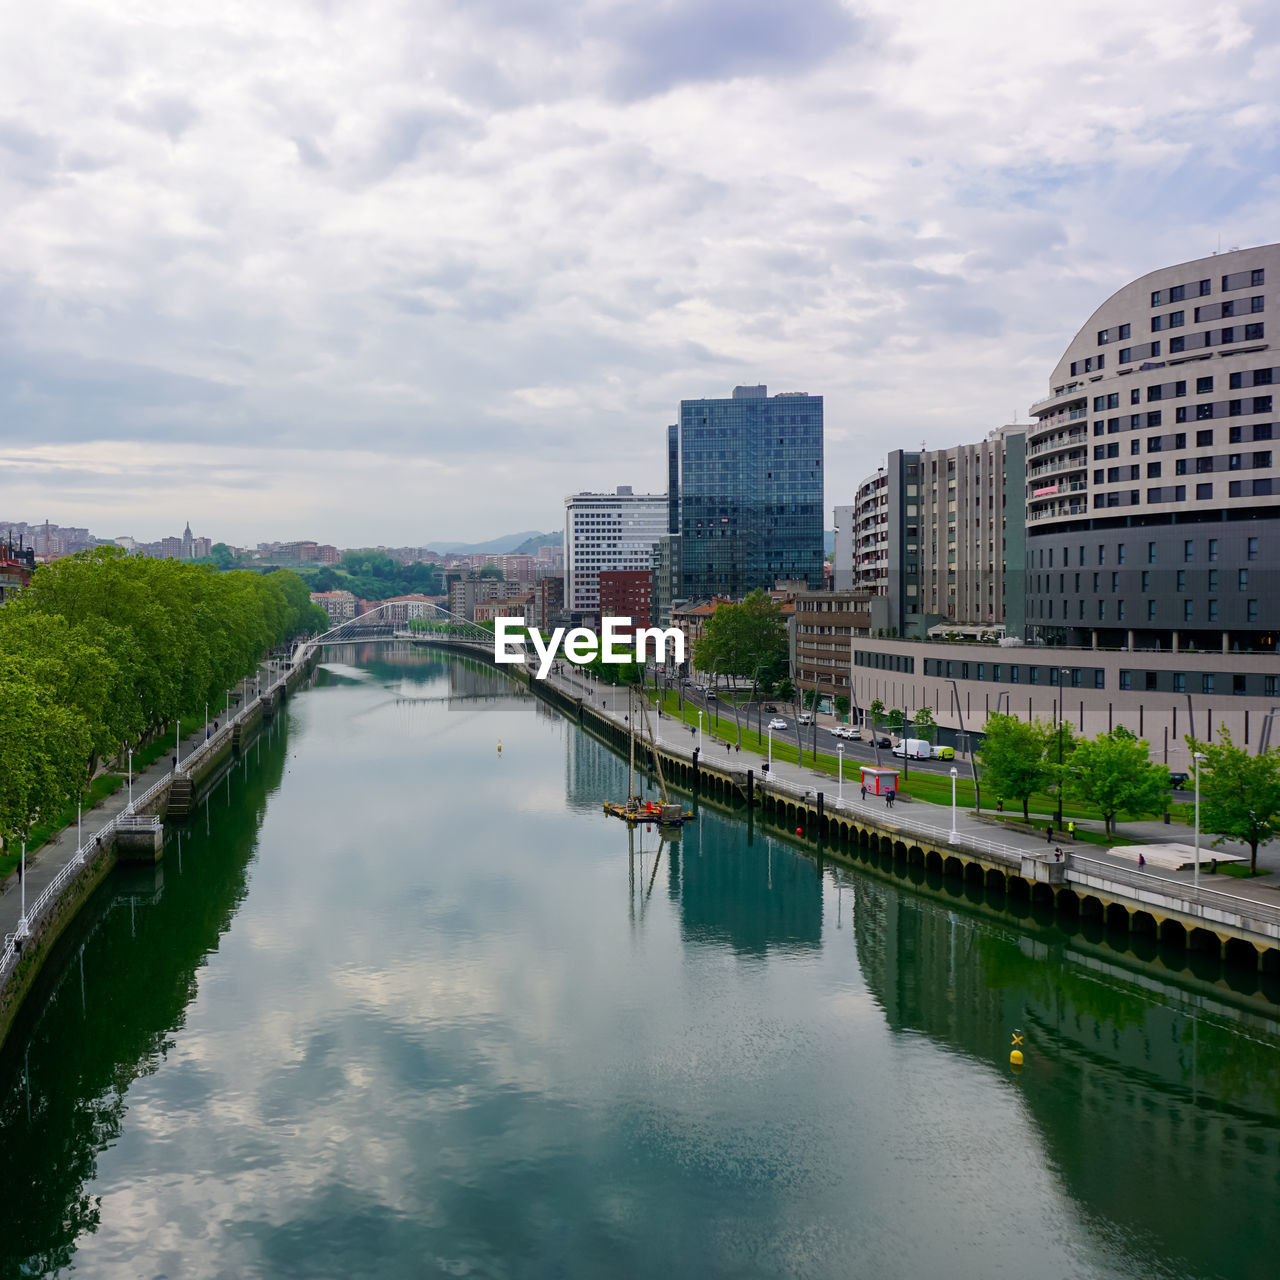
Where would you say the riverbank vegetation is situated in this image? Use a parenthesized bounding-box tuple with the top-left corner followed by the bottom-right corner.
(0, 548, 326, 851)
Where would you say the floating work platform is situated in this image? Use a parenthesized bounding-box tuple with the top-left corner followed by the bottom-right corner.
(604, 800, 692, 826)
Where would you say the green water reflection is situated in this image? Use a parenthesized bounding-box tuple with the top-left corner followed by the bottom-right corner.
(0, 647, 1277, 1280)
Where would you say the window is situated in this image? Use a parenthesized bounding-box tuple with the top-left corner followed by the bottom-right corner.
(1197, 483, 1213, 499)
(1170, 284, 1186, 303)
(1117, 600, 1126, 621)
(1199, 279, 1212, 296)
(1208, 600, 1219, 622)
(1177, 570, 1186, 591)
(1111, 572, 1119, 591)
(1208, 538, 1218, 560)
(1097, 328, 1111, 344)
(1120, 671, 1132, 690)
(1170, 310, 1184, 327)
(1147, 600, 1156, 621)
(1151, 289, 1164, 306)
(1253, 268, 1266, 286)
(1095, 671, 1106, 689)
(1131, 388, 1141, 405)
(1147, 462, 1162, 477)
(1175, 433, 1187, 448)
(1255, 450, 1273, 467)
(1147, 411, 1162, 427)
(1098, 600, 1105, 621)
(1184, 540, 1194, 562)
(1203, 674, 1215, 694)
(1119, 323, 1131, 338)
(1246, 322, 1264, 340)
(1239, 568, 1248, 590)
(1117, 543, 1125, 564)
(1176, 459, 1188, 475)
(1248, 537, 1259, 560)
(1197, 376, 1213, 394)
(1147, 541, 1156, 563)
(1147, 437, 1162, 453)
(1208, 570, 1218, 591)
(1268, 676, 1278, 698)
(1141, 570, 1150, 591)
(1183, 599, 1193, 622)
(1249, 600, 1259, 622)
(1173, 673, 1185, 693)
(1234, 674, 1247, 696)
(1151, 315, 1164, 332)
(1252, 295, 1265, 313)
(1170, 336, 1185, 353)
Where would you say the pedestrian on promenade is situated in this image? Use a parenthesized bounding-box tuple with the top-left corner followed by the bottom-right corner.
(1054, 846, 1062, 861)
(861, 784, 867, 801)
(1138, 852, 1146, 869)
(1067, 819, 1076, 840)
(996, 799, 1003, 814)
(172, 755, 177, 768)
(1045, 823, 1053, 843)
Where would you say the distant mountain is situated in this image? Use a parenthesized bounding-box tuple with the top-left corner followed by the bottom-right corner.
(428, 530, 559, 555)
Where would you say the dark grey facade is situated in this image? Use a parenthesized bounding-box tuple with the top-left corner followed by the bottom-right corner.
(676, 384, 824, 599)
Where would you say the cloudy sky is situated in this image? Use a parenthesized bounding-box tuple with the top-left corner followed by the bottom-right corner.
(2, 0, 1278, 547)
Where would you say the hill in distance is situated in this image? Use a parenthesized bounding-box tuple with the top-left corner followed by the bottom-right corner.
(428, 530, 561, 555)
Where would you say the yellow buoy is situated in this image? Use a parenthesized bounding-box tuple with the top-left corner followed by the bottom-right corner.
(497, 739, 503, 753)
(1010, 1049, 1024, 1067)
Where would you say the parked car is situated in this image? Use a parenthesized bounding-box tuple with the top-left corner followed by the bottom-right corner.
(892, 738, 934, 760)
(869, 735, 891, 748)
(932, 745, 955, 760)
(835, 725, 857, 739)
(798, 712, 814, 725)
(1168, 771, 1189, 790)
(768, 718, 788, 730)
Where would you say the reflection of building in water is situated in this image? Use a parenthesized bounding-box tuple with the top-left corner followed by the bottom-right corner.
(565, 722, 635, 808)
(852, 878, 1280, 1279)
(674, 821, 821, 956)
(446, 658, 522, 704)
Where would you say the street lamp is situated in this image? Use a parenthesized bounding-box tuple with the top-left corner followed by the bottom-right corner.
(205, 700, 209, 741)
(697, 710, 703, 754)
(127, 747, 134, 811)
(837, 743, 845, 805)
(767, 723, 774, 772)
(175, 719, 181, 770)
(950, 766, 959, 842)
(1055, 667, 1070, 826)
(1193, 750, 1208, 890)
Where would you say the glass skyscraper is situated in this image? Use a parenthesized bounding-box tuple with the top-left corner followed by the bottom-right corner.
(675, 384, 824, 599)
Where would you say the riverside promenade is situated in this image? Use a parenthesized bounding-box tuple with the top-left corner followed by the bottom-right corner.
(0, 653, 303, 992)
(537, 662, 1280, 969)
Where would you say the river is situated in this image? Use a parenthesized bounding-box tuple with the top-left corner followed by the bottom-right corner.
(1, 647, 1277, 1279)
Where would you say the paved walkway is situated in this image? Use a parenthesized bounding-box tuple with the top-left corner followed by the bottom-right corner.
(0, 667, 277, 947)
(546, 666, 1280, 910)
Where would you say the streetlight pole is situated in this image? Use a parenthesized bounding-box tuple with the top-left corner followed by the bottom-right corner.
(768, 724, 774, 772)
(837, 743, 844, 805)
(127, 747, 133, 811)
(77, 793, 82, 853)
(18, 839, 26, 937)
(1193, 751, 1207, 891)
(175, 719, 181, 769)
(205, 700, 209, 741)
(950, 766, 959, 842)
(1056, 667, 1070, 826)
(697, 710, 703, 754)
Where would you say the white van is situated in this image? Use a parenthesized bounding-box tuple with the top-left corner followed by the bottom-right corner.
(891, 738, 932, 759)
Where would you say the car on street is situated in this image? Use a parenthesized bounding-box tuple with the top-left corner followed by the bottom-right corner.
(932, 745, 955, 760)
(762, 704, 778, 713)
(767, 718, 788, 730)
(798, 712, 814, 725)
(870, 735, 891, 748)
(1168, 771, 1189, 789)
(831, 725, 856, 739)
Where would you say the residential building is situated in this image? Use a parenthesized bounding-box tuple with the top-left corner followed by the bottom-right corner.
(652, 533, 682, 626)
(793, 587, 872, 706)
(674, 384, 824, 599)
(379, 594, 445, 623)
(193, 536, 212, 559)
(527, 576, 565, 631)
(1025, 243, 1279, 652)
(598, 570, 653, 633)
(474, 595, 531, 624)
(0, 535, 34, 604)
(310, 589, 358, 622)
(564, 486, 666, 622)
(853, 469, 889, 595)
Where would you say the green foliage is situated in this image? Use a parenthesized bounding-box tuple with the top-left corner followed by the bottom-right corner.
(326, 551, 443, 600)
(868, 699, 885, 728)
(885, 708, 905, 733)
(477, 564, 504, 579)
(206, 543, 235, 570)
(911, 706, 937, 742)
(803, 688, 819, 710)
(692, 589, 787, 685)
(0, 548, 316, 845)
(1066, 727, 1169, 835)
(834, 695, 850, 718)
(775, 677, 793, 702)
(980, 713, 1053, 822)
(1188, 729, 1280, 873)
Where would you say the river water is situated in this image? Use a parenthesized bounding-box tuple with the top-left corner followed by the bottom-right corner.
(1, 647, 1278, 1280)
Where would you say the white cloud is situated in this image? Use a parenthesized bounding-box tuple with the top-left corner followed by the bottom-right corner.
(1, 0, 1278, 543)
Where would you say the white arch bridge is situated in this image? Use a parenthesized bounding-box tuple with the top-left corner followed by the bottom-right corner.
(294, 600, 503, 664)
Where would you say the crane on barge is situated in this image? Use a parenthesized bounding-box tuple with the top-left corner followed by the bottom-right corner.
(603, 683, 692, 827)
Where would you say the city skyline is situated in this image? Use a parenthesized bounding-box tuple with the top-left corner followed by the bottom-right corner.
(3, 2, 1279, 543)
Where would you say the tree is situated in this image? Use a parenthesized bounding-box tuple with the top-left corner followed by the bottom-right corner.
(868, 699, 885, 730)
(1189, 730, 1280, 875)
(803, 687, 819, 710)
(478, 564, 504, 579)
(207, 543, 235, 570)
(775, 677, 793, 702)
(885, 708, 905, 734)
(1066, 727, 1169, 836)
(980, 713, 1053, 822)
(911, 706, 937, 742)
(834, 695, 850, 720)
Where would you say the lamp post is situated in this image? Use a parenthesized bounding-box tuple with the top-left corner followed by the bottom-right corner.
(205, 700, 209, 741)
(1193, 750, 1207, 891)
(18, 840, 26, 937)
(77, 793, 82, 853)
(837, 743, 845, 805)
(175, 719, 181, 770)
(1055, 668, 1070, 826)
(127, 747, 134, 811)
(950, 766, 959, 842)
(768, 724, 774, 772)
(697, 710, 703, 754)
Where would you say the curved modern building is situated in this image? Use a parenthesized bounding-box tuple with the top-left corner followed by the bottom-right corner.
(1025, 244, 1278, 654)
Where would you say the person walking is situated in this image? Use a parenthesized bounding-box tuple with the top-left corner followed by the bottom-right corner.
(860, 784, 867, 802)
(1045, 823, 1053, 844)
(996, 799, 1003, 814)
(1138, 852, 1146, 869)
(1054, 846, 1062, 862)
(1067, 819, 1076, 841)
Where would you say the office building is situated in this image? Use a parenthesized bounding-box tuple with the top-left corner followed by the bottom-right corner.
(793, 587, 872, 707)
(1025, 243, 1278, 652)
(598, 570, 653, 632)
(563, 487, 666, 622)
(674, 384, 824, 600)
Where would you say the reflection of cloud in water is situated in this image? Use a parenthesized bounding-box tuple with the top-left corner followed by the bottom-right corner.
(317, 663, 372, 681)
